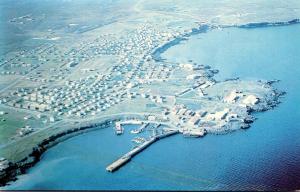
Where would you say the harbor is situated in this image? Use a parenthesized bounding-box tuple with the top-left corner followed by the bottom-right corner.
(106, 128, 179, 172)
(114, 120, 146, 135)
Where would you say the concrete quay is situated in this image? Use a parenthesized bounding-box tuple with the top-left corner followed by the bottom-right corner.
(106, 130, 179, 172)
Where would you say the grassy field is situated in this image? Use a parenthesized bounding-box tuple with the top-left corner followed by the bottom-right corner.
(0, 112, 25, 145)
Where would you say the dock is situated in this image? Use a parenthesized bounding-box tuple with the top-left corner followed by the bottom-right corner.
(130, 123, 149, 134)
(106, 156, 131, 172)
(156, 129, 179, 139)
(106, 129, 179, 172)
(119, 120, 143, 125)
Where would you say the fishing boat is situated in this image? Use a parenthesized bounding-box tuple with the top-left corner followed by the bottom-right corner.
(130, 129, 140, 134)
(131, 137, 146, 144)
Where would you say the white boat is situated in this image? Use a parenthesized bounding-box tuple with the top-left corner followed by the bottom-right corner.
(116, 128, 123, 135)
(130, 129, 140, 134)
(130, 123, 149, 134)
(115, 123, 124, 135)
(131, 137, 146, 144)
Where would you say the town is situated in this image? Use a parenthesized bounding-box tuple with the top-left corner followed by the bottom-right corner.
(0, 20, 282, 180)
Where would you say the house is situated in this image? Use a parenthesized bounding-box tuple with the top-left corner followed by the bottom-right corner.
(242, 95, 259, 106)
(224, 90, 241, 103)
(186, 74, 201, 80)
(188, 115, 201, 125)
(49, 116, 56, 122)
(180, 63, 194, 71)
(214, 108, 230, 120)
(226, 113, 238, 122)
(177, 108, 187, 116)
(196, 110, 207, 117)
(148, 115, 156, 121)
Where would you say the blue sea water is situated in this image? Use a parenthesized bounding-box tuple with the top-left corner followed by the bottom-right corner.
(4, 24, 300, 190)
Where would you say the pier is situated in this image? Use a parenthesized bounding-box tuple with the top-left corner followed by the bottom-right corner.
(119, 120, 143, 125)
(105, 156, 131, 172)
(130, 123, 149, 134)
(106, 129, 179, 172)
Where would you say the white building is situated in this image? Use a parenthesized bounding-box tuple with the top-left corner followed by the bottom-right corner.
(243, 95, 259, 106)
(148, 115, 156, 121)
(224, 90, 241, 103)
(214, 108, 230, 120)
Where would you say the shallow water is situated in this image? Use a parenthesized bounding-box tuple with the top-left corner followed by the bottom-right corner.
(4, 24, 300, 190)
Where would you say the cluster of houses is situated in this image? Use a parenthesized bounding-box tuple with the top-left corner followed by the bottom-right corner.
(170, 105, 206, 126)
(223, 89, 260, 107)
(1, 23, 217, 133)
(17, 125, 34, 137)
(168, 101, 249, 135)
(0, 23, 179, 117)
(0, 44, 56, 76)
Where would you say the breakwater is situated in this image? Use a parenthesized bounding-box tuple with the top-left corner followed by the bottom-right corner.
(106, 130, 179, 172)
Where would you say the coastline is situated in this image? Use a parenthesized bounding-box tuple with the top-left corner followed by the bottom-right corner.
(152, 19, 300, 61)
(0, 119, 111, 186)
(0, 19, 296, 187)
(0, 85, 284, 187)
(0, 113, 175, 187)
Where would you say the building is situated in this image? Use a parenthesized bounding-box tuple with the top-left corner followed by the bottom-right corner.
(214, 108, 230, 120)
(186, 74, 201, 80)
(177, 108, 187, 116)
(148, 115, 156, 121)
(226, 113, 238, 122)
(179, 63, 194, 71)
(49, 116, 56, 122)
(188, 115, 201, 125)
(224, 90, 241, 103)
(242, 95, 259, 106)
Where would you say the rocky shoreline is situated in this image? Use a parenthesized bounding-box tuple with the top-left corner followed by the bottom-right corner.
(0, 120, 112, 187)
(202, 80, 285, 135)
